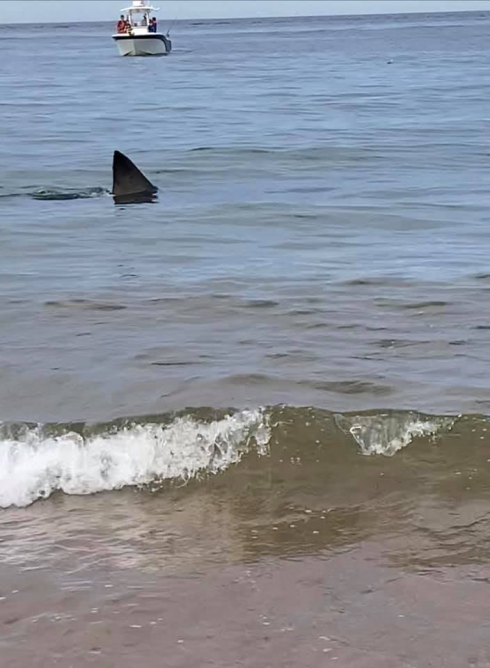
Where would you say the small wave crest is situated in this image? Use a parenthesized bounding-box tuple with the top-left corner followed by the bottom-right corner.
(30, 187, 109, 201)
(335, 411, 456, 456)
(0, 409, 270, 509)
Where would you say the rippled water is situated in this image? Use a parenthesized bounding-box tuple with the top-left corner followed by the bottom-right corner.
(2, 11, 490, 420)
(1, 12, 490, 667)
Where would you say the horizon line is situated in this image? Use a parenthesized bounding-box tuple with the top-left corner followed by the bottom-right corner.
(3, 7, 489, 26)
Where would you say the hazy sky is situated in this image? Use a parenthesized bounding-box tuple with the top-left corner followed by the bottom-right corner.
(6, 1, 490, 23)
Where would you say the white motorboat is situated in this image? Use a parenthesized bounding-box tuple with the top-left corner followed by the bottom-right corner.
(112, 0, 172, 56)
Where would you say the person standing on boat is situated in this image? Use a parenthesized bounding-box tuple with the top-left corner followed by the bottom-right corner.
(116, 14, 126, 33)
(149, 17, 157, 32)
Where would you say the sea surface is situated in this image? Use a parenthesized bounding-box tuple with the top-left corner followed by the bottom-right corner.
(1, 11, 490, 667)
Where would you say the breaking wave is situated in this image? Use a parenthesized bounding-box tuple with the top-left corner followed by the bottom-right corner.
(0, 406, 474, 509)
(0, 409, 270, 508)
(334, 411, 456, 456)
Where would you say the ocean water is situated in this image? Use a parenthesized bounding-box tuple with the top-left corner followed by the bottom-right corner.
(1, 12, 490, 667)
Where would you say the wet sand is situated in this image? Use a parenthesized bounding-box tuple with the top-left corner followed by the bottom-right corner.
(1, 538, 489, 668)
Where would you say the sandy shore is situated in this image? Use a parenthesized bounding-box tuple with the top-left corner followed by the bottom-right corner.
(1, 537, 489, 668)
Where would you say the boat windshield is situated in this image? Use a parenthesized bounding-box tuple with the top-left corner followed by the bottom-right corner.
(128, 10, 150, 26)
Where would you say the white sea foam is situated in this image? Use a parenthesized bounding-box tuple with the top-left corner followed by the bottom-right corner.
(335, 412, 455, 456)
(0, 409, 270, 508)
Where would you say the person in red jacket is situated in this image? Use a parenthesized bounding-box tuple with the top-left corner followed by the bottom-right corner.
(116, 15, 126, 33)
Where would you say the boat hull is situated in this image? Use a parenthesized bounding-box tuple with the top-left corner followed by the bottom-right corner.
(112, 34, 172, 56)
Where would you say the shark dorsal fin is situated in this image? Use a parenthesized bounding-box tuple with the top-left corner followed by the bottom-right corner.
(112, 150, 158, 203)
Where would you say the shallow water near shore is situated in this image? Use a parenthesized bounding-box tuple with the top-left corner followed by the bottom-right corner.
(1, 10, 490, 666)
